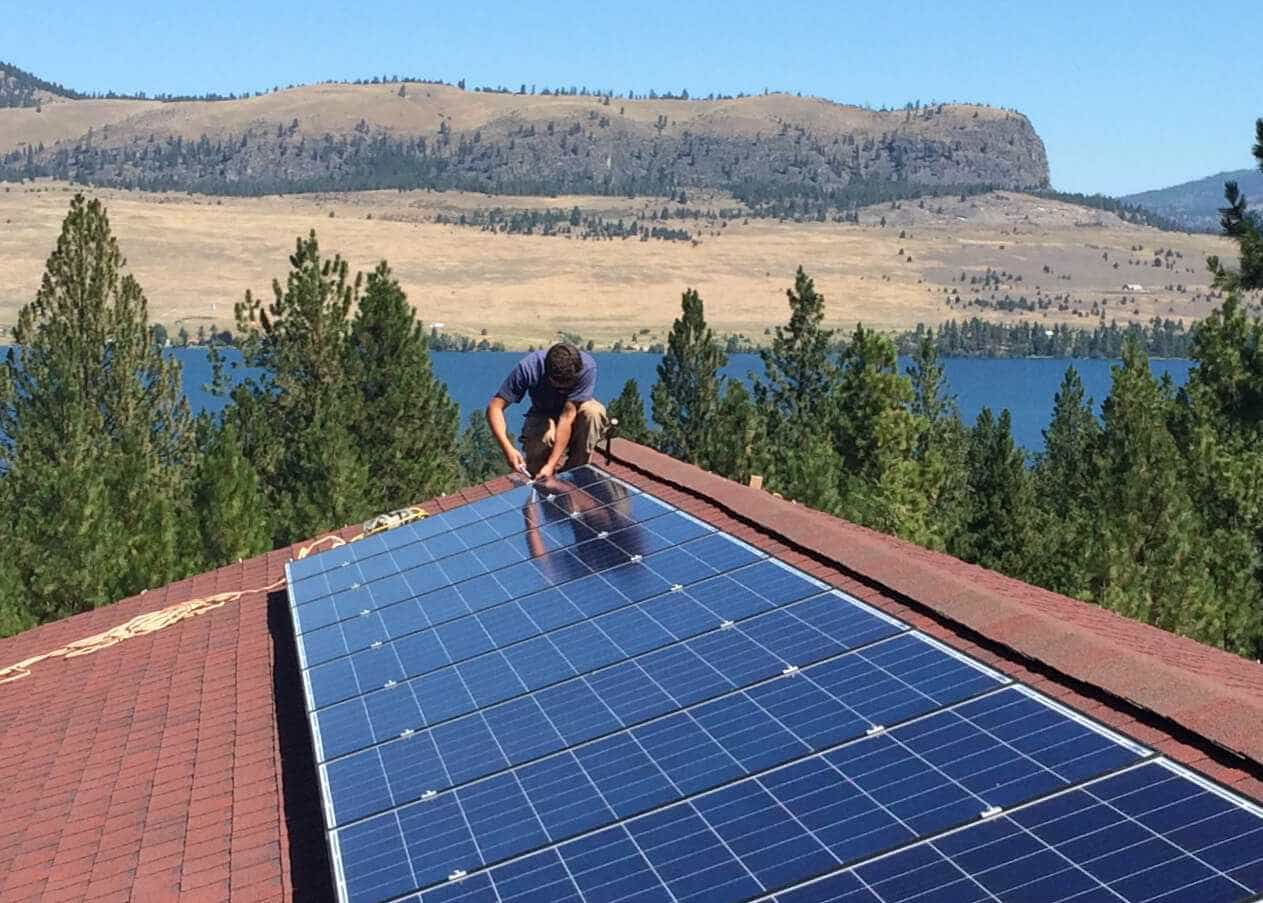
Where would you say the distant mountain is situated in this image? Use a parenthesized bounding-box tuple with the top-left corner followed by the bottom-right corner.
(0, 60, 82, 107)
(0, 68, 1049, 204)
(1121, 169, 1263, 232)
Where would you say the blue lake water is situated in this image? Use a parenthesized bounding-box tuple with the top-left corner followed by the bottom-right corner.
(177, 349, 1194, 452)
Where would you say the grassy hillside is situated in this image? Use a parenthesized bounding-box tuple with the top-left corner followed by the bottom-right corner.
(1, 182, 1237, 348)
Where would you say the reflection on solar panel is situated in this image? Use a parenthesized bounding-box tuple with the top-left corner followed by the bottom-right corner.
(286, 466, 1263, 903)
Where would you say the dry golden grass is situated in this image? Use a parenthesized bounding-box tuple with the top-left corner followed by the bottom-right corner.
(0, 182, 1237, 349)
(0, 99, 163, 154)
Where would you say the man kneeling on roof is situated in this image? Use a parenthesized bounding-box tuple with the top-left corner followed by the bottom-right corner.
(487, 342, 609, 479)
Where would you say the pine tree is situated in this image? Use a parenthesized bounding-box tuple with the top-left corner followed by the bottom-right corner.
(607, 378, 651, 444)
(1173, 396, 1262, 656)
(907, 329, 954, 429)
(1030, 367, 1100, 595)
(346, 262, 460, 509)
(192, 420, 271, 567)
(703, 380, 768, 485)
(1207, 118, 1263, 291)
(1182, 294, 1263, 427)
(0, 551, 34, 638)
(1037, 368, 1101, 514)
(0, 195, 194, 623)
(950, 408, 1035, 577)
(905, 330, 967, 549)
(458, 411, 504, 484)
(1089, 341, 1219, 639)
(777, 427, 843, 514)
(0, 413, 121, 622)
(651, 288, 725, 464)
(1173, 296, 1263, 655)
(757, 266, 835, 436)
(232, 232, 373, 544)
(282, 404, 373, 534)
(830, 324, 925, 538)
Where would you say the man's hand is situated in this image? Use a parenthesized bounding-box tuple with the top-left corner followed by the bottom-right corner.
(534, 460, 557, 480)
(488, 396, 529, 477)
(503, 446, 529, 477)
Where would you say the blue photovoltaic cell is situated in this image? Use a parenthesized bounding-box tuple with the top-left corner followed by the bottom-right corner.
(397, 759, 1263, 903)
(336, 679, 1152, 892)
(319, 627, 1009, 840)
(770, 760, 1263, 903)
(291, 480, 659, 618)
(306, 565, 868, 759)
(296, 525, 803, 681)
(316, 597, 919, 804)
(287, 467, 1263, 903)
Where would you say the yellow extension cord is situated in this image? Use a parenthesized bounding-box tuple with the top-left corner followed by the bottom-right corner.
(0, 505, 428, 686)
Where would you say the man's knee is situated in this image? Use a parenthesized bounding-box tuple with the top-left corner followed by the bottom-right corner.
(575, 400, 609, 433)
(567, 401, 609, 467)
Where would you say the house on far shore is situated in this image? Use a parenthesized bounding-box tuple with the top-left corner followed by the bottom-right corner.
(1123, 283, 1145, 292)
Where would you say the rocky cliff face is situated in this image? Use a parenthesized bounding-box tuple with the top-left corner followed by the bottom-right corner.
(1, 87, 1049, 201)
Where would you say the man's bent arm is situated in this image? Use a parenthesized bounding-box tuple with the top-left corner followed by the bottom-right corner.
(540, 402, 577, 477)
(487, 396, 527, 473)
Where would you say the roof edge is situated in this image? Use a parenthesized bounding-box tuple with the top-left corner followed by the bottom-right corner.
(605, 438, 1263, 768)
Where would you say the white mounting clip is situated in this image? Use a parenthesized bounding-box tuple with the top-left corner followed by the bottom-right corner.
(720, 620, 735, 630)
(448, 869, 467, 881)
(360, 609, 371, 617)
(629, 554, 643, 563)
(400, 728, 415, 738)
(370, 640, 383, 649)
(341, 560, 352, 567)
(383, 680, 397, 689)
(597, 531, 609, 539)
(980, 805, 1003, 819)
(421, 789, 437, 800)
(865, 724, 885, 736)
(351, 581, 360, 589)
(570, 510, 581, 518)
(545, 493, 556, 502)
(781, 665, 800, 676)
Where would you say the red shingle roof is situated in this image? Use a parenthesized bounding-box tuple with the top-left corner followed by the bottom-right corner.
(0, 442, 1259, 902)
(0, 478, 515, 903)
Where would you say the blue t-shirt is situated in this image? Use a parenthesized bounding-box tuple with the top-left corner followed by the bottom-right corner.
(495, 350, 597, 418)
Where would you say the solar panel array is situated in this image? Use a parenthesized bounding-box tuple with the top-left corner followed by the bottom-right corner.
(286, 466, 1263, 903)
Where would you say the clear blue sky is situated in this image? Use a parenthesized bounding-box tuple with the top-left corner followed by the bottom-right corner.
(6, 0, 1260, 195)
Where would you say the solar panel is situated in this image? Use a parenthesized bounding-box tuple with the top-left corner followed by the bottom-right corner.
(286, 465, 1263, 903)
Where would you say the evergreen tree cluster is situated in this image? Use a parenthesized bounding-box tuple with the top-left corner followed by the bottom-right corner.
(0, 60, 85, 106)
(227, 235, 463, 547)
(642, 265, 1263, 659)
(892, 316, 1194, 359)
(437, 206, 695, 243)
(0, 197, 475, 635)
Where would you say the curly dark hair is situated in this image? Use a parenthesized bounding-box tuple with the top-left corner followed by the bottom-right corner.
(544, 343, 582, 388)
